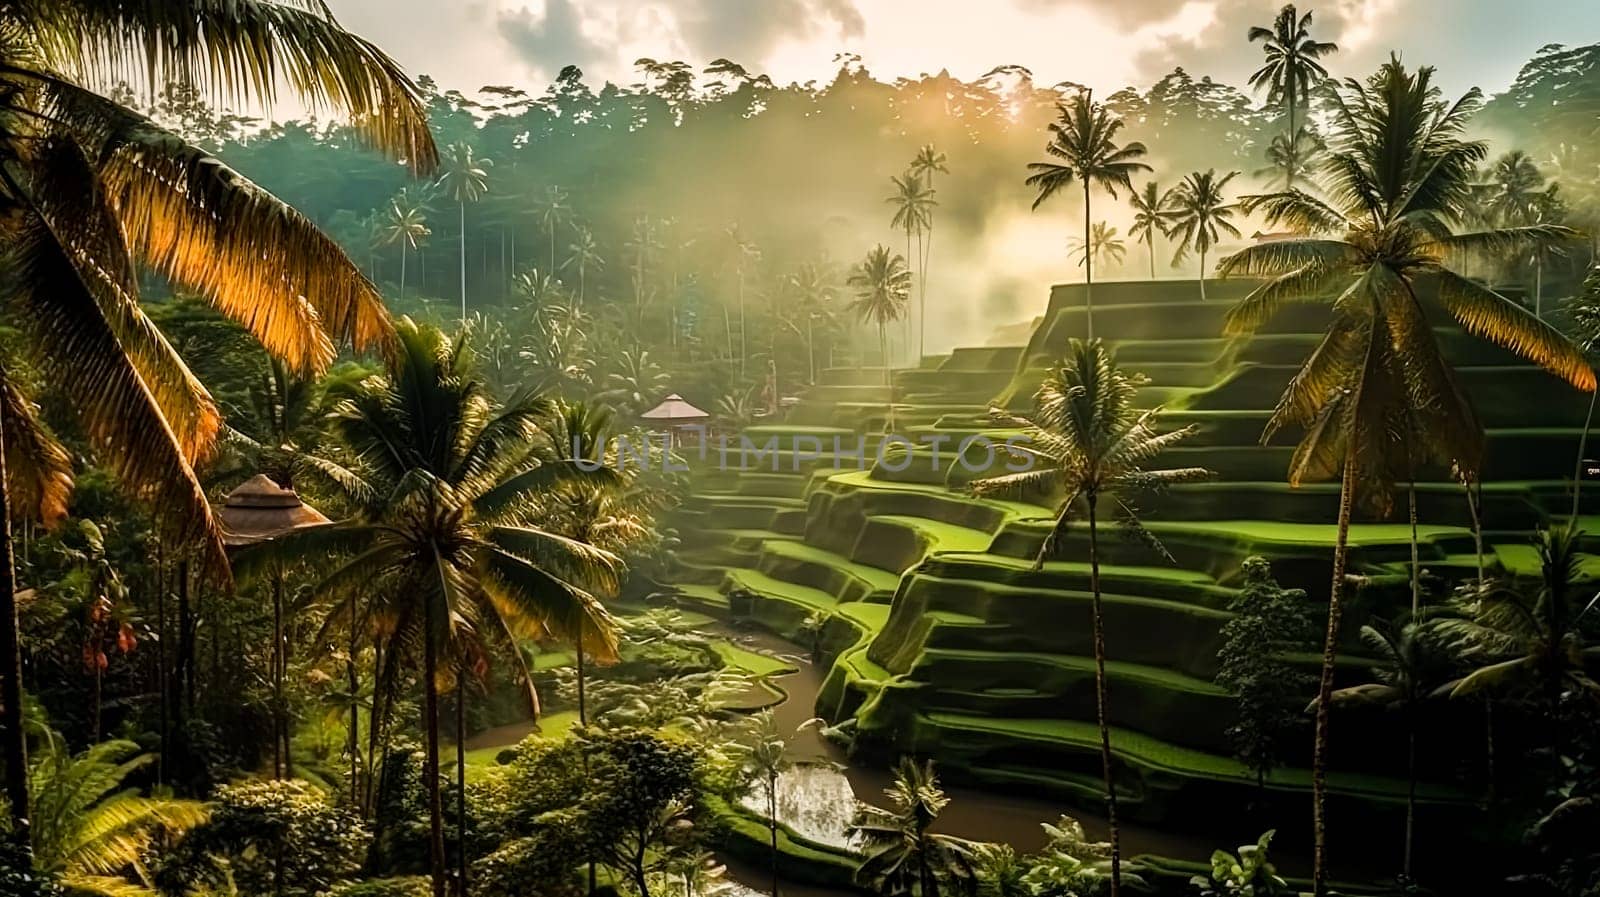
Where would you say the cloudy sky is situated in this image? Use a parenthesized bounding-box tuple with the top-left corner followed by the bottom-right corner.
(326, 0, 1600, 99)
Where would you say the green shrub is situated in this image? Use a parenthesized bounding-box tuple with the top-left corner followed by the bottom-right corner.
(157, 780, 369, 897)
(326, 876, 432, 897)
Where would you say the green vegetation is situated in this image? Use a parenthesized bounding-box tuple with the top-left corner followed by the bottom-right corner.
(2, 4, 1600, 897)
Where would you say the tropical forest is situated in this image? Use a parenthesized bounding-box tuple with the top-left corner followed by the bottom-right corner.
(2, 3, 1600, 897)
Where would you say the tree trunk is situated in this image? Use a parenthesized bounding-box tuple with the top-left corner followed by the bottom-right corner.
(1312, 451, 1359, 896)
(1198, 248, 1207, 301)
(578, 640, 595, 894)
(768, 772, 780, 897)
(920, 225, 932, 361)
(459, 202, 468, 320)
(1286, 90, 1298, 190)
(400, 244, 408, 301)
(0, 401, 31, 858)
(349, 616, 360, 805)
(273, 572, 284, 779)
(175, 560, 193, 723)
(422, 612, 446, 897)
(1148, 240, 1156, 280)
(456, 681, 467, 897)
(1573, 380, 1597, 521)
(1085, 496, 1120, 897)
(806, 316, 816, 385)
(1083, 182, 1094, 341)
(1464, 476, 1485, 581)
(1408, 480, 1420, 617)
(1403, 715, 1416, 882)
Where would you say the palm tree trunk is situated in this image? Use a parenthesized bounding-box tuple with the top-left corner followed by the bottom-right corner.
(1148, 239, 1156, 280)
(349, 618, 360, 806)
(273, 573, 284, 779)
(806, 316, 816, 385)
(1403, 715, 1416, 882)
(1408, 479, 1419, 617)
(1198, 248, 1207, 301)
(1534, 257, 1543, 319)
(1286, 90, 1298, 190)
(1483, 697, 1496, 803)
(1464, 476, 1485, 580)
(1312, 451, 1358, 897)
(1083, 182, 1094, 341)
(0, 401, 31, 859)
(768, 772, 780, 897)
(422, 616, 446, 897)
(455, 681, 468, 897)
(459, 201, 467, 320)
(400, 244, 408, 301)
(918, 227, 930, 360)
(1572, 380, 1597, 521)
(1085, 495, 1120, 897)
(739, 271, 748, 377)
(577, 639, 596, 894)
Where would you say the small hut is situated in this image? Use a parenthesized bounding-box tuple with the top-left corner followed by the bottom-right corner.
(638, 393, 711, 448)
(216, 474, 331, 548)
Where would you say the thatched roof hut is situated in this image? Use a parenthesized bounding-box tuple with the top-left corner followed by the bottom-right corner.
(217, 475, 331, 548)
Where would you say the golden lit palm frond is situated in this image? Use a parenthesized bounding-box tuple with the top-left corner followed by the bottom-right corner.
(0, 367, 73, 529)
(7, 209, 226, 573)
(1432, 270, 1594, 390)
(25, 0, 437, 173)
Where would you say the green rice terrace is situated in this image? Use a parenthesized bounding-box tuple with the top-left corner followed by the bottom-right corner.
(658, 276, 1599, 881)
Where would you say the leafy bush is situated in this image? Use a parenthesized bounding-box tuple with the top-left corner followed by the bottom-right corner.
(326, 876, 433, 897)
(471, 815, 589, 897)
(1190, 831, 1288, 897)
(158, 780, 369, 897)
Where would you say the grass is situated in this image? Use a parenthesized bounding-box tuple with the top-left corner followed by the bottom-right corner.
(712, 640, 799, 677)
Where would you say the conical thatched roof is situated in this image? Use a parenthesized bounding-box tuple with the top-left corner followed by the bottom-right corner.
(639, 393, 709, 421)
(217, 474, 331, 547)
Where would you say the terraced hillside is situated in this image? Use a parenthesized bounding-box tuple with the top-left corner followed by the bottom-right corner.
(660, 276, 1597, 864)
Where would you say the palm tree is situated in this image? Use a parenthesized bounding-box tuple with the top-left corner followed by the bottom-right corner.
(850, 758, 978, 897)
(383, 198, 431, 301)
(847, 245, 911, 398)
(1166, 170, 1242, 300)
(6, 738, 208, 897)
(1328, 618, 1452, 883)
(1247, 4, 1338, 188)
(739, 710, 824, 897)
(727, 226, 762, 375)
(1441, 526, 1600, 708)
(1025, 91, 1150, 339)
(598, 347, 670, 416)
(1128, 182, 1174, 279)
(228, 358, 371, 498)
(1482, 151, 1564, 315)
(535, 185, 572, 273)
(0, 1, 433, 852)
(910, 145, 949, 357)
(1218, 59, 1592, 894)
(1069, 221, 1127, 274)
(1566, 267, 1600, 520)
(565, 225, 605, 305)
(888, 170, 938, 359)
(435, 142, 493, 319)
(1258, 127, 1327, 191)
(238, 320, 622, 897)
(970, 340, 1211, 897)
(787, 262, 841, 384)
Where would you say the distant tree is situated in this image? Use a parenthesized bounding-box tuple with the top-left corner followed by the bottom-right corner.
(846, 246, 912, 389)
(581, 730, 708, 897)
(910, 145, 950, 357)
(1247, 4, 1338, 187)
(565, 225, 605, 306)
(887, 172, 936, 360)
(1166, 170, 1241, 299)
(436, 141, 493, 318)
(1482, 151, 1566, 315)
(972, 340, 1211, 897)
(1025, 92, 1151, 339)
(850, 758, 978, 897)
(1127, 182, 1174, 279)
(1216, 557, 1316, 796)
(535, 185, 573, 274)
(383, 197, 431, 301)
(1069, 221, 1127, 274)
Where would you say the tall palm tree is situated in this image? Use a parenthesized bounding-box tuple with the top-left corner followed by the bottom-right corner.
(435, 142, 493, 319)
(565, 225, 605, 305)
(1128, 182, 1174, 279)
(1565, 267, 1600, 519)
(383, 198, 431, 301)
(886, 173, 934, 362)
(239, 320, 621, 897)
(787, 262, 841, 384)
(847, 245, 912, 401)
(535, 185, 572, 274)
(1328, 618, 1452, 883)
(0, 0, 434, 852)
(910, 145, 949, 357)
(739, 710, 824, 897)
(1482, 151, 1564, 315)
(5, 738, 208, 897)
(1247, 4, 1338, 188)
(1025, 91, 1150, 340)
(1069, 221, 1127, 274)
(1258, 128, 1327, 191)
(1218, 59, 1591, 895)
(1166, 170, 1242, 300)
(970, 340, 1210, 897)
(727, 226, 762, 376)
(850, 758, 978, 897)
